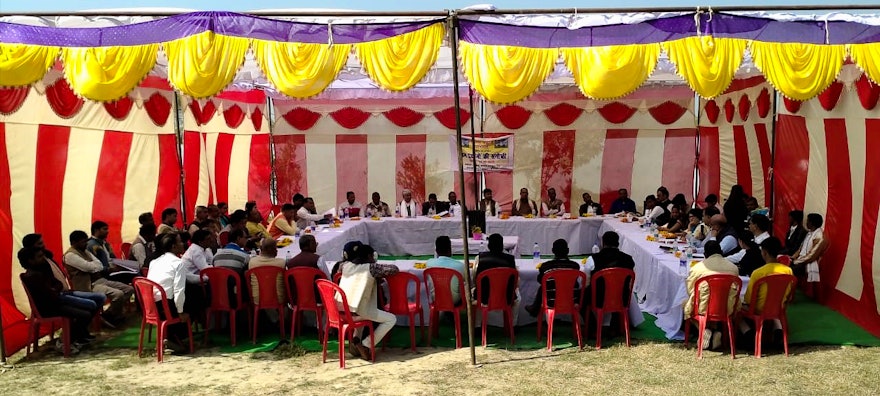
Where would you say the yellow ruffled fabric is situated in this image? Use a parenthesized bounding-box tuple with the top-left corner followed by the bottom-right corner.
(61, 44, 158, 102)
(460, 41, 558, 104)
(164, 31, 249, 98)
(253, 40, 351, 99)
(562, 43, 660, 99)
(0, 44, 58, 86)
(751, 41, 846, 101)
(354, 23, 444, 92)
(665, 37, 747, 99)
(850, 43, 880, 85)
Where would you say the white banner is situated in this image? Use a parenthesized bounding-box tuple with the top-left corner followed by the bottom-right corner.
(449, 135, 515, 172)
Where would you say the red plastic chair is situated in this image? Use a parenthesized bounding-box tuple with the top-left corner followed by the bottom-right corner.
(201, 267, 250, 346)
(245, 266, 287, 344)
(740, 273, 797, 358)
(20, 274, 72, 357)
(474, 267, 518, 346)
(590, 268, 636, 349)
(424, 268, 467, 348)
(285, 267, 327, 341)
(132, 277, 194, 362)
(383, 272, 425, 352)
(218, 231, 229, 247)
(315, 279, 376, 369)
(684, 273, 743, 359)
(537, 269, 586, 350)
(332, 272, 342, 284)
(120, 242, 132, 260)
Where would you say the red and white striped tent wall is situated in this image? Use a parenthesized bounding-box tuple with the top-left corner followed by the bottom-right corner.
(0, 72, 181, 354)
(182, 91, 271, 219)
(481, 85, 697, 212)
(773, 73, 880, 336)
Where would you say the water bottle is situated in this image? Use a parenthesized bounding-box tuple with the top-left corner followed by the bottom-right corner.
(285, 251, 292, 266)
(343, 207, 349, 220)
(533, 242, 541, 261)
(592, 243, 600, 254)
(679, 255, 688, 276)
(395, 206, 400, 217)
(686, 246, 694, 261)
(479, 240, 485, 253)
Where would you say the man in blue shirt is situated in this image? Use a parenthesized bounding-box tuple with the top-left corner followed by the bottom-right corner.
(425, 236, 466, 304)
(609, 188, 637, 214)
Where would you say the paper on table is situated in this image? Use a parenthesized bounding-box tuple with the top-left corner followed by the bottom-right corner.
(323, 207, 336, 217)
(436, 211, 449, 217)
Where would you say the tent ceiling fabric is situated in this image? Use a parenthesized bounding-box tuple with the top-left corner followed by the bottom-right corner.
(0, 10, 878, 102)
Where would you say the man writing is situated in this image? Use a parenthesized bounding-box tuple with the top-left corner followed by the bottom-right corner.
(297, 197, 333, 229)
(268, 203, 299, 238)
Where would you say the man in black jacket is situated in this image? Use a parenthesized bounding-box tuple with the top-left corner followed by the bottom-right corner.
(589, 232, 635, 310)
(782, 210, 808, 256)
(474, 233, 517, 305)
(525, 239, 580, 316)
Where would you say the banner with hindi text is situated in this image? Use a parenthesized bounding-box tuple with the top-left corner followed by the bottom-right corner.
(449, 135, 514, 172)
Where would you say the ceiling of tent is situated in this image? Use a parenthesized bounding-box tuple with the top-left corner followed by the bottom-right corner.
(1, 8, 877, 99)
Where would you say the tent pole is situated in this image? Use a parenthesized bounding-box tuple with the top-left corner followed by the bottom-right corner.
(173, 93, 188, 226)
(768, 90, 779, 219)
(693, 92, 701, 207)
(468, 89, 479, 205)
(448, 12, 478, 367)
(267, 94, 278, 206)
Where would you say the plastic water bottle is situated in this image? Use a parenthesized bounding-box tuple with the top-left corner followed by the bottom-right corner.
(342, 207, 349, 220)
(395, 207, 400, 217)
(686, 246, 694, 261)
(533, 242, 541, 261)
(592, 243, 600, 254)
(479, 240, 485, 253)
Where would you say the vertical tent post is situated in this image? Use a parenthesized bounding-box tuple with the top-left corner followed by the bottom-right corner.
(267, 94, 278, 206)
(768, 90, 779, 219)
(448, 12, 478, 366)
(468, 89, 479, 205)
(173, 93, 188, 225)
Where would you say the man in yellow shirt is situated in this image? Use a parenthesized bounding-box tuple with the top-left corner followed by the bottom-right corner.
(245, 206, 271, 240)
(744, 237, 794, 312)
(683, 240, 739, 350)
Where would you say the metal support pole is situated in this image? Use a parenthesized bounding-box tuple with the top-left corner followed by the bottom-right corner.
(468, 89, 479, 206)
(448, 13, 478, 367)
(173, 93, 188, 225)
(267, 95, 278, 206)
(768, 90, 780, 219)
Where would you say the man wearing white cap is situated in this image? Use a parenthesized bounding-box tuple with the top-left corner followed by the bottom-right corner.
(398, 189, 420, 218)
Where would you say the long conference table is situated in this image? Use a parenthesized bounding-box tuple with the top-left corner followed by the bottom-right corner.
(276, 215, 694, 340)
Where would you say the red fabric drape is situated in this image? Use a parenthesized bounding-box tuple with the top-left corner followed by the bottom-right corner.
(143, 93, 172, 126)
(856, 74, 880, 111)
(818, 81, 844, 111)
(649, 101, 688, 125)
(330, 107, 371, 129)
(723, 99, 735, 122)
(45, 79, 84, 118)
(433, 107, 471, 129)
(738, 95, 751, 122)
(251, 107, 263, 131)
(282, 107, 321, 131)
(189, 100, 217, 126)
(756, 88, 771, 118)
(783, 97, 802, 113)
(103, 96, 134, 120)
(383, 107, 426, 128)
(0, 87, 29, 115)
(494, 105, 531, 129)
(597, 102, 637, 124)
(703, 99, 720, 124)
(223, 104, 246, 129)
(543, 103, 583, 127)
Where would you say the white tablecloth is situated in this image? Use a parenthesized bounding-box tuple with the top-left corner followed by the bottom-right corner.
(450, 236, 518, 255)
(485, 217, 603, 256)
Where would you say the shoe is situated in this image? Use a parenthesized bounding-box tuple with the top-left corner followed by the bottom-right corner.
(348, 337, 361, 357)
(710, 331, 723, 351)
(354, 342, 372, 361)
(56, 340, 80, 355)
(163, 339, 186, 354)
(524, 304, 539, 318)
(701, 329, 713, 350)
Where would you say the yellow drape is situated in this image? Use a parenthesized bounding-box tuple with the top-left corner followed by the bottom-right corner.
(164, 32, 249, 98)
(460, 42, 558, 104)
(60, 44, 158, 102)
(665, 37, 747, 99)
(0, 44, 58, 87)
(562, 43, 660, 99)
(751, 41, 846, 101)
(253, 40, 351, 99)
(354, 23, 444, 92)
(850, 43, 880, 85)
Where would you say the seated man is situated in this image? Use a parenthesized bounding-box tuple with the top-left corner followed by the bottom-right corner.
(425, 236, 467, 305)
(296, 197, 332, 229)
(22, 233, 106, 316)
(157, 208, 179, 234)
(609, 188, 637, 214)
(138, 212, 155, 227)
(746, 197, 769, 218)
(511, 188, 538, 217)
(181, 229, 213, 318)
(579, 192, 603, 216)
(213, 229, 251, 273)
(541, 187, 565, 217)
(422, 193, 442, 216)
(248, 238, 286, 318)
(683, 240, 740, 350)
(709, 214, 740, 256)
(286, 234, 320, 269)
(188, 205, 208, 235)
(585, 231, 636, 327)
(89, 220, 137, 284)
(729, 214, 772, 274)
(643, 195, 669, 225)
(130, 223, 157, 270)
(246, 206, 271, 240)
(702, 193, 721, 213)
(365, 192, 392, 218)
(268, 203, 299, 238)
(20, 247, 96, 352)
(479, 188, 499, 217)
(446, 191, 462, 217)
(398, 189, 419, 218)
(146, 232, 191, 353)
(738, 237, 794, 343)
(337, 245, 399, 360)
(217, 202, 231, 227)
(791, 213, 828, 296)
(525, 239, 580, 317)
(64, 230, 133, 325)
(338, 191, 363, 218)
(782, 210, 808, 256)
(474, 233, 518, 306)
